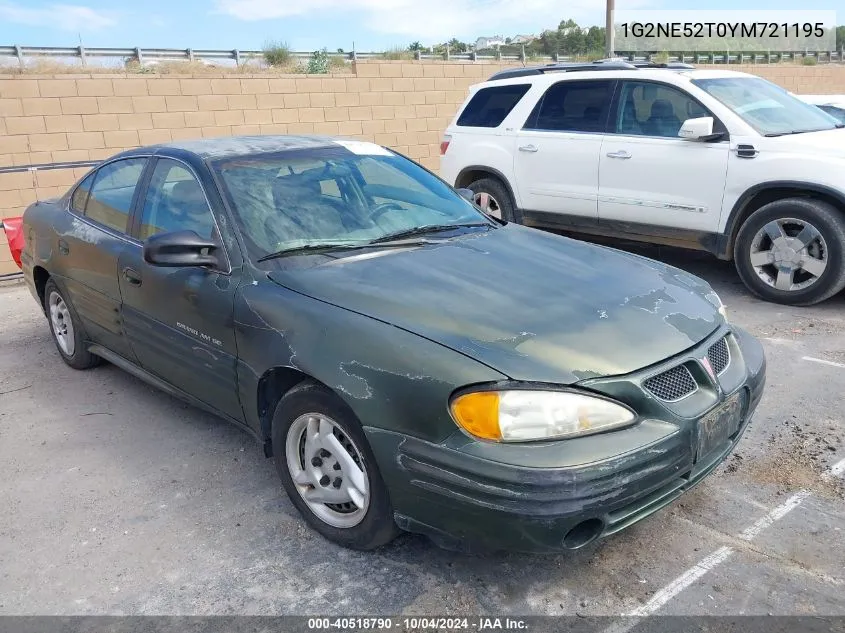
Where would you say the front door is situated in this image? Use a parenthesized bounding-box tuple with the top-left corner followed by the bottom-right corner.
(598, 80, 730, 233)
(118, 157, 244, 422)
(56, 157, 148, 361)
(513, 79, 616, 221)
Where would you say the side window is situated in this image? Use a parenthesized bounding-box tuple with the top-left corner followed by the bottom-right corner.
(615, 81, 716, 138)
(138, 159, 216, 240)
(71, 172, 94, 213)
(457, 84, 530, 128)
(84, 158, 146, 233)
(524, 80, 614, 133)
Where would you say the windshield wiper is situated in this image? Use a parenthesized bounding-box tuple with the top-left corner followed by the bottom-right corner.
(369, 222, 491, 244)
(258, 240, 429, 262)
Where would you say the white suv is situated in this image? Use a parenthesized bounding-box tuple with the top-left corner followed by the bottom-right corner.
(441, 61, 845, 305)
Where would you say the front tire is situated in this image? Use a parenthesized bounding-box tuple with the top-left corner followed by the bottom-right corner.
(43, 279, 101, 369)
(467, 177, 521, 223)
(733, 198, 845, 306)
(271, 382, 399, 550)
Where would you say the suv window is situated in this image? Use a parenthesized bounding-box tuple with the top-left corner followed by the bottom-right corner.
(457, 84, 530, 128)
(84, 158, 146, 233)
(138, 159, 216, 240)
(614, 81, 716, 138)
(524, 80, 614, 133)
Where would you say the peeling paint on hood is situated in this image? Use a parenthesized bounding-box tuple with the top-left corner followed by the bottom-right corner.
(268, 224, 721, 384)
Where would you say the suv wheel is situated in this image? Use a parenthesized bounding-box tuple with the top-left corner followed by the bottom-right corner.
(467, 177, 521, 223)
(43, 279, 101, 369)
(734, 198, 845, 305)
(272, 382, 400, 550)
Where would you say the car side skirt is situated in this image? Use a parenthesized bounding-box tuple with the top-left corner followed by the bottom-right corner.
(521, 210, 725, 258)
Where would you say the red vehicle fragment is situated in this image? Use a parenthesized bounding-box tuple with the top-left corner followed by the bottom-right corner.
(1, 216, 24, 270)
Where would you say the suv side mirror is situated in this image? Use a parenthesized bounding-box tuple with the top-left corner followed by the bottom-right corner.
(456, 188, 475, 203)
(678, 116, 722, 141)
(143, 230, 220, 268)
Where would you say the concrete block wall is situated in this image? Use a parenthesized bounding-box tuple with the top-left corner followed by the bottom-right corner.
(1, 61, 844, 274)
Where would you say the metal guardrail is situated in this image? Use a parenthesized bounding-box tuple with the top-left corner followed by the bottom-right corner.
(0, 44, 559, 66)
(619, 51, 845, 64)
(0, 160, 100, 175)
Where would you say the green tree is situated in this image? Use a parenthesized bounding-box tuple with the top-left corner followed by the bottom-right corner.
(585, 26, 605, 53)
(407, 41, 423, 52)
(447, 38, 468, 53)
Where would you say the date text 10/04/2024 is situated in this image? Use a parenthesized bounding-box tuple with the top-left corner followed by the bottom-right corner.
(306, 617, 529, 630)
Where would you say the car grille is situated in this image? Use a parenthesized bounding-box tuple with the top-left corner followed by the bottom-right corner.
(707, 337, 730, 375)
(644, 365, 697, 402)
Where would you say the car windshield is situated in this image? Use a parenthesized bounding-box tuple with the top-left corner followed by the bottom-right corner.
(692, 77, 840, 136)
(211, 144, 488, 261)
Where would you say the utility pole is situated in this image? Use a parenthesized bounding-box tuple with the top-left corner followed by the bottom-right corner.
(605, 0, 615, 58)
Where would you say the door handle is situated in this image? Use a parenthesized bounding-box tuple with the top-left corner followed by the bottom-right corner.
(122, 267, 142, 286)
(518, 144, 539, 153)
(606, 150, 632, 159)
(57, 239, 69, 255)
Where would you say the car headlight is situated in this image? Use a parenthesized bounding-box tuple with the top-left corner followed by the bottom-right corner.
(449, 389, 636, 442)
(706, 291, 729, 321)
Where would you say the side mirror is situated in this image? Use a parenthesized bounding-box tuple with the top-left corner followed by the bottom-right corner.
(143, 230, 220, 268)
(678, 116, 721, 141)
(456, 188, 475, 203)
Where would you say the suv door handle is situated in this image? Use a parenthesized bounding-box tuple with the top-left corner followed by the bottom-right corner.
(57, 239, 69, 255)
(606, 150, 632, 159)
(122, 267, 142, 286)
(518, 144, 539, 153)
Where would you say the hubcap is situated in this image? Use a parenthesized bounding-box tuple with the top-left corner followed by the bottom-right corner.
(473, 191, 502, 219)
(749, 218, 828, 292)
(48, 291, 75, 356)
(285, 414, 370, 528)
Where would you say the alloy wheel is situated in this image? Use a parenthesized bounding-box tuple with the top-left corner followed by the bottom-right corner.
(748, 217, 828, 292)
(48, 291, 75, 356)
(285, 413, 370, 528)
(473, 191, 502, 219)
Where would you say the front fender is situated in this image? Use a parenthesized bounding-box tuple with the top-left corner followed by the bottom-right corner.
(234, 281, 506, 444)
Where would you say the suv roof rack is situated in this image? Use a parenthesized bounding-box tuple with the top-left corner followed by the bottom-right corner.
(487, 59, 695, 81)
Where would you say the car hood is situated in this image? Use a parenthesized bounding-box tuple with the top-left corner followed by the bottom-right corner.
(761, 127, 845, 156)
(267, 225, 721, 384)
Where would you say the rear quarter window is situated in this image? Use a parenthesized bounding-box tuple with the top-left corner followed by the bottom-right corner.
(457, 84, 530, 128)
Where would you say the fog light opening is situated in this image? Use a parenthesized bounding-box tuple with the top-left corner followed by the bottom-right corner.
(562, 518, 605, 549)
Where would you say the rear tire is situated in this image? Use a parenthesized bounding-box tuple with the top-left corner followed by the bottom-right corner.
(467, 177, 521, 223)
(271, 382, 399, 550)
(43, 279, 101, 369)
(733, 198, 845, 306)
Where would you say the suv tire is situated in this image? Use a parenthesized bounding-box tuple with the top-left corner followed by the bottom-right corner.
(43, 279, 101, 369)
(467, 177, 521, 223)
(734, 198, 845, 306)
(272, 381, 400, 550)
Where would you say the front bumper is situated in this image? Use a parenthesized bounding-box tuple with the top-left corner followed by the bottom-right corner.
(366, 325, 766, 553)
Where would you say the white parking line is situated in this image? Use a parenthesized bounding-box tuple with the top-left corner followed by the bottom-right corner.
(801, 356, 845, 369)
(601, 459, 845, 632)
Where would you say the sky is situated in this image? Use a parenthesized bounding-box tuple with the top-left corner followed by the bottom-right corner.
(0, 0, 842, 52)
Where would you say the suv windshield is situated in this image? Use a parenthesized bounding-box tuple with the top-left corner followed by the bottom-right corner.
(212, 145, 488, 261)
(692, 76, 839, 136)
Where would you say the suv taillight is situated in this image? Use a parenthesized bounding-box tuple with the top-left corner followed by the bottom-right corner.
(440, 135, 452, 155)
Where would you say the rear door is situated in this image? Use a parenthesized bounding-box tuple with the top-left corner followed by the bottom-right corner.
(597, 80, 730, 232)
(513, 79, 616, 221)
(58, 157, 148, 360)
(119, 157, 244, 422)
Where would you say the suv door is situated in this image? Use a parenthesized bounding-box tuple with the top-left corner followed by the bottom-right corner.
(60, 157, 148, 361)
(118, 157, 244, 422)
(513, 79, 615, 222)
(598, 80, 730, 232)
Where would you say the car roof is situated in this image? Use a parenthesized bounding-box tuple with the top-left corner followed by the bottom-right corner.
(479, 66, 753, 88)
(123, 135, 344, 161)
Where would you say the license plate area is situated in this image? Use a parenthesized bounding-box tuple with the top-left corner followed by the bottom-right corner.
(695, 391, 746, 462)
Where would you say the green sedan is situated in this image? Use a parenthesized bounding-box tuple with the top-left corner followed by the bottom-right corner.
(21, 136, 766, 552)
